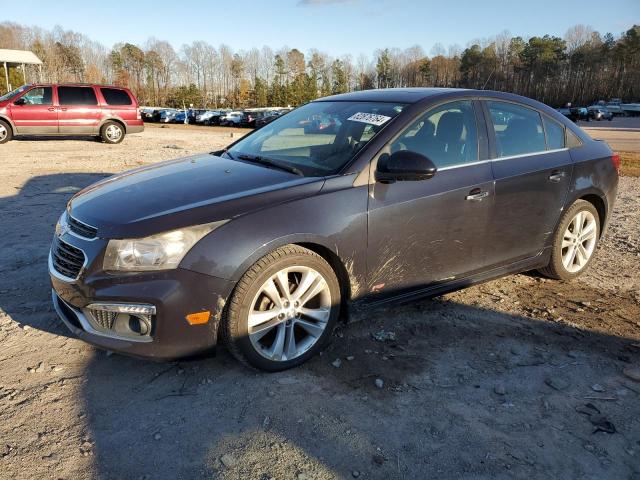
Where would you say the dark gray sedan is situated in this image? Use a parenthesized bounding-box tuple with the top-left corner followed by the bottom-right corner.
(49, 88, 618, 370)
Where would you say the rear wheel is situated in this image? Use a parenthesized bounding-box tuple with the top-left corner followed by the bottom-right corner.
(538, 200, 600, 280)
(0, 120, 13, 144)
(222, 245, 341, 371)
(100, 121, 125, 144)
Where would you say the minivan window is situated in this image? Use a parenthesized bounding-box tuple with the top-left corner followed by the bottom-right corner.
(391, 100, 479, 168)
(100, 88, 132, 106)
(21, 87, 52, 105)
(543, 116, 565, 150)
(488, 101, 546, 157)
(58, 86, 98, 106)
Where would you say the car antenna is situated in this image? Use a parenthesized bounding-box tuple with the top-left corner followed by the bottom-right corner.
(482, 69, 495, 90)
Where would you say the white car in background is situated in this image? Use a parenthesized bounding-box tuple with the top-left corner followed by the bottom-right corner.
(221, 111, 243, 126)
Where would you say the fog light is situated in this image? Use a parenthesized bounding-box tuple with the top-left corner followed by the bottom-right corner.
(84, 302, 156, 339)
(128, 315, 151, 335)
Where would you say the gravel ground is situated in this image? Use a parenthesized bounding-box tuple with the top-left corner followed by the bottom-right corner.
(0, 125, 639, 480)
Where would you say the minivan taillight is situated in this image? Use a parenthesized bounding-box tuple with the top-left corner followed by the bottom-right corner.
(611, 153, 621, 173)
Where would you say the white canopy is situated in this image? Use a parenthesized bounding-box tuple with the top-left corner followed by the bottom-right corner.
(0, 49, 43, 65)
(1, 49, 43, 91)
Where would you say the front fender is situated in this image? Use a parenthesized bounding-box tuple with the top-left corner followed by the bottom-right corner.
(180, 175, 369, 297)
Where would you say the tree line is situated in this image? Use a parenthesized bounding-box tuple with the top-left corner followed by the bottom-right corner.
(1, 22, 638, 109)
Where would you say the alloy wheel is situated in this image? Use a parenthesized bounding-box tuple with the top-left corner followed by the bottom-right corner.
(0, 124, 7, 141)
(561, 210, 597, 273)
(105, 124, 122, 142)
(248, 266, 331, 361)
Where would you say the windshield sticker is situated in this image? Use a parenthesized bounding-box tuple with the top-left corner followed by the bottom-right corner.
(347, 112, 392, 126)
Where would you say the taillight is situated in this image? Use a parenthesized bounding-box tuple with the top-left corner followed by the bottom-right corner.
(137, 109, 141, 120)
(611, 153, 620, 173)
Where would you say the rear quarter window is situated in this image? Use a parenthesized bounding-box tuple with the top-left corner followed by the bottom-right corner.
(543, 116, 565, 150)
(100, 88, 133, 106)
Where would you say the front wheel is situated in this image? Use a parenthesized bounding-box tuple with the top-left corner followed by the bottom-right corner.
(222, 245, 341, 371)
(538, 200, 600, 280)
(100, 121, 125, 144)
(0, 120, 13, 144)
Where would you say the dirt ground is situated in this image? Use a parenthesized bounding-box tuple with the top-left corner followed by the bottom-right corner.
(0, 124, 639, 480)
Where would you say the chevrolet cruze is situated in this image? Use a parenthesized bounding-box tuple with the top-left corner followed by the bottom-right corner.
(49, 88, 618, 371)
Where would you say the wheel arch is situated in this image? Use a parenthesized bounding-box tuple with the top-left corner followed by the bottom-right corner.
(220, 235, 357, 321)
(99, 117, 127, 133)
(0, 115, 16, 133)
(579, 193, 607, 237)
(295, 241, 353, 320)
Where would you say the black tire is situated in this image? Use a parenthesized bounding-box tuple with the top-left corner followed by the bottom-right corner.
(100, 121, 125, 144)
(0, 120, 13, 144)
(222, 245, 341, 371)
(538, 200, 600, 281)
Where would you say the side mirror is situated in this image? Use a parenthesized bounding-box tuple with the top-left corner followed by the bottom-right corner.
(375, 150, 437, 183)
(13, 97, 26, 106)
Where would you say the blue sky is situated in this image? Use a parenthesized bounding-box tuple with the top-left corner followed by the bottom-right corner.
(4, 0, 639, 56)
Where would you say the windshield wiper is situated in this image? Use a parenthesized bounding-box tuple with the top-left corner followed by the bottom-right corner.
(236, 153, 303, 176)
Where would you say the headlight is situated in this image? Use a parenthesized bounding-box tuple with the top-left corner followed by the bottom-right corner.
(103, 221, 226, 272)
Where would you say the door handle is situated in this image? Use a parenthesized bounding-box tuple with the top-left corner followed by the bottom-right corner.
(465, 189, 489, 202)
(60, 107, 67, 112)
(47, 107, 56, 112)
(549, 170, 566, 183)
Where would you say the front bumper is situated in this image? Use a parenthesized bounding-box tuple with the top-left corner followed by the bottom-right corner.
(50, 260, 234, 360)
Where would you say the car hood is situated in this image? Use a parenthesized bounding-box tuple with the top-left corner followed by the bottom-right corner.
(69, 154, 324, 238)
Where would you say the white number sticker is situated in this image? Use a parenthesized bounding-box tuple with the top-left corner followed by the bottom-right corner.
(347, 112, 392, 126)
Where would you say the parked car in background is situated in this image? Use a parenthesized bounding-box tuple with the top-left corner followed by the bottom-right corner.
(160, 109, 185, 123)
(0, 83, 143, 144)
(588, 106, 613, 121)
(220, 111, 243, 126)
(187, 109, 206, 124)
(49, 88, 618, 371)
(140, 107, 156, 122)
(255, 111, 284, 128)
(173, 111, 187, 124)
(196, 110, 223, 125)
(568, 107, 590, 123)
(301, 113, 341, 133)
(239, 111, 266, 128)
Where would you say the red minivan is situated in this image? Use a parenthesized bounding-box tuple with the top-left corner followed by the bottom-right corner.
(0, 83, 144, 144)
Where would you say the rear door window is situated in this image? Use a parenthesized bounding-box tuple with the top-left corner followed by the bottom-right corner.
(58, 86, 98, 106)
(100, 88, 132, 106)
(487, 101, 546, 157)
(543, 116, 565, 150)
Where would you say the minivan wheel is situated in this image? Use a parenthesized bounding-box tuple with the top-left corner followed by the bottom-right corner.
(100, 121, 125, 144)
(538, 200, 600, 281)
(222, 245, 341, 371)
(0, 120, 12, 144)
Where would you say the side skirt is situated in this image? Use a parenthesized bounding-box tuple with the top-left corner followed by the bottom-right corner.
(355, 249, 551, 311)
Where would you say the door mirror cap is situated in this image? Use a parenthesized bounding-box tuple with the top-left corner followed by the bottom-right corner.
(13, 97, 26, 106)
(375, 150, 437, 183)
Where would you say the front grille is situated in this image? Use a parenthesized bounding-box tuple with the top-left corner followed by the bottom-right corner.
(68, 215, 98, 239)
(89, 309, 117, 330)
(51, 237, 86, 280)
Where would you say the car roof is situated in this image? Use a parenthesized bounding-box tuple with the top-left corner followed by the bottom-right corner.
(316, 88, 468, 103)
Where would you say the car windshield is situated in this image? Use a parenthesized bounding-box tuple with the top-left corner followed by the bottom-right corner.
(0, 84, 30, 102)
(226, 101, 406, 176)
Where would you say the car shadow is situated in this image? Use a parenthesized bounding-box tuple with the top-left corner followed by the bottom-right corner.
(77, 296, 640, 479)
(0, 172, 111, 336)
